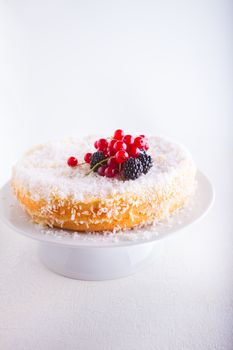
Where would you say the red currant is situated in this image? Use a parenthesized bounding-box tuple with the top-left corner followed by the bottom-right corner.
(84, 153, 92, 164)
(134, 136, 146, 148)
(98, 138, 108, 151)
(113, 129, 124, 140)
(94, 140, 99, 149)
(123, 134, 134, 145)
(97, 166, 107, 176)
(67, 156, 78, 167)
(115, 150, 129, 164)
(113, 141, 127, 152)
(105, 166, 117, 178)
(107, 157, 118, 168)
(103, 149, 110, 157)
(108, 139, 116, 150)
(128, 145, 140, 157)
(108, 148, 116, 156)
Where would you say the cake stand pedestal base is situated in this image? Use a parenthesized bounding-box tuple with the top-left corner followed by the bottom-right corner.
(38, 242, 156, 280)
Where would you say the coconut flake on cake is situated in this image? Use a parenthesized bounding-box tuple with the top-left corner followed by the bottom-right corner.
(12, 136, 196, 202)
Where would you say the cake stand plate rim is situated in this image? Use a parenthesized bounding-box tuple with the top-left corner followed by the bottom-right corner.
(0, 170, 215, 249)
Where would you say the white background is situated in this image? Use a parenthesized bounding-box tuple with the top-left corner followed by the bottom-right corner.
(0, 1, 232, 349)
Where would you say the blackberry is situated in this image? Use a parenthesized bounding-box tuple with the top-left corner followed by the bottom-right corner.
(123, 157, 143, 180)
(138, 151, 153, 174)
(90, 151, 107, 172)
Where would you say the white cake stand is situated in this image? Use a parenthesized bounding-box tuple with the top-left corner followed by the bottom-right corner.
(0, 171, 214, 280)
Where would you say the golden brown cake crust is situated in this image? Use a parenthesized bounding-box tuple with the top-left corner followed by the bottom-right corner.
(12, 175, 192, 232)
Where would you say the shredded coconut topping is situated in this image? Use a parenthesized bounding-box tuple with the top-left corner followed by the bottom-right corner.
(12, 135, 195, 201)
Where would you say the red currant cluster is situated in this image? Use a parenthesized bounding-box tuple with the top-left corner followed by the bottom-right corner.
(67, 129, 151, 179)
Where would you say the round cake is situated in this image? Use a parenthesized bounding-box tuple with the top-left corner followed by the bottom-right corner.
(11, 134, 196, 233)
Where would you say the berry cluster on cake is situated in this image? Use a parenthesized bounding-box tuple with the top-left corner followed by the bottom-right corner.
(11, 130, 196, 233)
(67, 130, 153, 180)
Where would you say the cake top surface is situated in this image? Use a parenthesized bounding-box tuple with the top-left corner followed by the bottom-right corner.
(12, 136, 195, 201)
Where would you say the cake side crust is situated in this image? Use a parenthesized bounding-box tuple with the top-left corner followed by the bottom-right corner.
(12, 164, 196, 232)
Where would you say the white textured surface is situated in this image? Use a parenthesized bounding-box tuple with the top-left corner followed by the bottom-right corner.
(0, 206, 232, 350)
(0, 0, 232, 349)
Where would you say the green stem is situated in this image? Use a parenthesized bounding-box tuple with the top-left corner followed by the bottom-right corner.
(85, 156, 113, 176)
